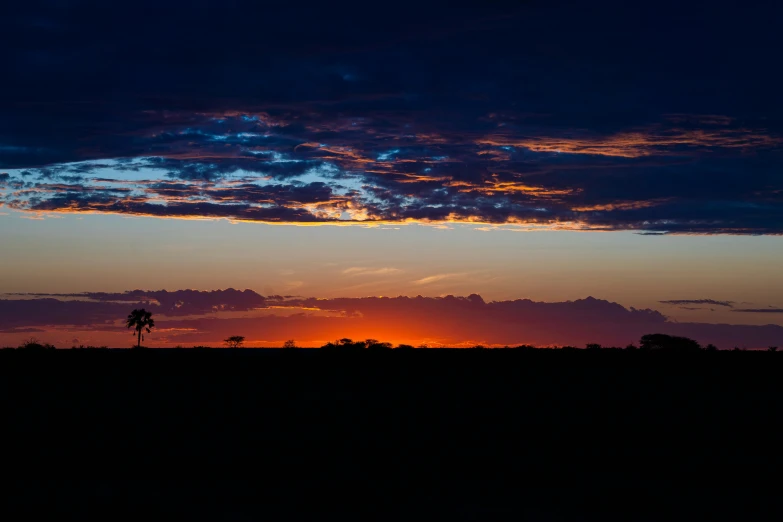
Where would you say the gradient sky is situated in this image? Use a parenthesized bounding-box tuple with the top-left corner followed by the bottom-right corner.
(1, 1, 782, 347)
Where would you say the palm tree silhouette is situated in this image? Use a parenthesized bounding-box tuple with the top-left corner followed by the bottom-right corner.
(126, 309, 155, 349)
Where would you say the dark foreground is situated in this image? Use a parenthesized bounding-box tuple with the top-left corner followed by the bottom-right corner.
(2, 349, 782, 521)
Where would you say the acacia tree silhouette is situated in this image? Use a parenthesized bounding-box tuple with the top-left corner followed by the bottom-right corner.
(126, 309, 155, 348)
(224, 336, 245, 349)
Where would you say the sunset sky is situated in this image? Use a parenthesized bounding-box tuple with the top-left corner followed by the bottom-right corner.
(1, 1, 782, 348)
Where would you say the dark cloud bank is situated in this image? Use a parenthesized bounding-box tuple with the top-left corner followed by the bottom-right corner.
(2, 290, 781, 348)
(659, 299, 736, 308)
(2, 1, 783, 233)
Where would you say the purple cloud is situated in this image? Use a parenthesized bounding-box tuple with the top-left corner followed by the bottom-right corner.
(2, 291, 782, 349)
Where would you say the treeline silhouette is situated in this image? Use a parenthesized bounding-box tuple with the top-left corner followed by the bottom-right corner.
(4, 332, 778, 351)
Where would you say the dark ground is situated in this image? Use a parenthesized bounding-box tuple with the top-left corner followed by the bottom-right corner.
(1, 348, 781, 521)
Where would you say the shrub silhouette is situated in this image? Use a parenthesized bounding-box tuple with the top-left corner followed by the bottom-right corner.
(366, 339, 393, 351)
(283, 339, 297, 349)
(640, 333, 701, 352)
(320, 338, 367, 353)
(18, 337, 55, 350)
(126, 309, 155, 349)
(224, 336, 245, 349)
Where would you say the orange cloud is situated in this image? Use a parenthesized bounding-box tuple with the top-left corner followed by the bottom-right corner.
(477, 127, 781, 158)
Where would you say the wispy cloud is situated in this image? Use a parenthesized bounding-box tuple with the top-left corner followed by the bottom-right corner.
(732, 308, 783, 313)
(342, 267, 403, 276)
(412, 273, 467, 285)
(282, 281, 305, 291)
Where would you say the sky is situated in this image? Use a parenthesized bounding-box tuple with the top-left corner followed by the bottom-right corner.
(1, 1, 782, 348)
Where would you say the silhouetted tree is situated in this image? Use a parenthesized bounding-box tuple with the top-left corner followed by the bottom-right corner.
(705, 344, 718, 352)
(396, 344, 415, 350)
(768, 346, 778, 352)
(625, 344, 638, 350)
(586, 343, 602, 350)
(320, 338, 367, 353)
(224, 336, 245, 349)
(18, 337, 55, 350)
(639, 334, 701, 352)
(366, 339, 393, 351)
(283, 339, 297, 349)
(126, 309, 155, 349)
(20, 337, 40, 349)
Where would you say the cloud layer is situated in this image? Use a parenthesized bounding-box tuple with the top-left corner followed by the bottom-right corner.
(1, 2, 782, 234)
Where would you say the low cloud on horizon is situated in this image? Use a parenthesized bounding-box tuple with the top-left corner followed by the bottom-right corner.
(1, 289, 781, 349)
